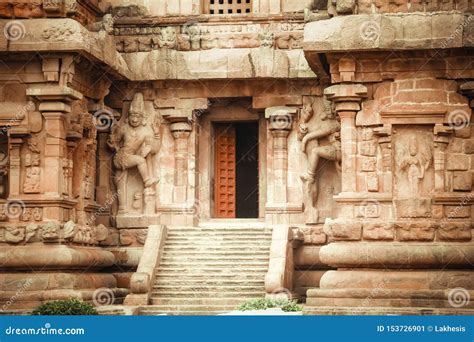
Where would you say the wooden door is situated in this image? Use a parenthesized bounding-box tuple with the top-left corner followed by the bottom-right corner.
(214, 124, 236, 218)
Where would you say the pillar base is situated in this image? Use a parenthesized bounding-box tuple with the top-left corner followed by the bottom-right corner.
(304, 269, 474, 315)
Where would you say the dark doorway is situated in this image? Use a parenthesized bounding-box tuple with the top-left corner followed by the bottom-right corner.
(213, 122, 259, 219)
(235, 122, 259, 218)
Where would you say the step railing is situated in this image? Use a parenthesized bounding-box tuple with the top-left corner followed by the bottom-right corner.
(264, 225, 301, 299)
(124, 224, 167, 305)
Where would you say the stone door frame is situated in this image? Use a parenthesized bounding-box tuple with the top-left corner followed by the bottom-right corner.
(197, 102, 267, 221)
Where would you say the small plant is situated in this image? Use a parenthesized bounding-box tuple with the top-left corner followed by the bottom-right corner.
(237, 298, 302, 312)
(32, 298, 98, 315)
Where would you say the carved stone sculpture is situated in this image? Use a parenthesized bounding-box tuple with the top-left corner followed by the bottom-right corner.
(248, 30, 290, 78)
(5, 225, 25, 243)
(142, 27, 189, 79)
(108, 92, 161, 213)
(40, 220, 61, 242)
(25, 223, 39, 242)
(299, 101, 341, 224)
(399, 136, 432, 195)
(23, 153, 41, 193)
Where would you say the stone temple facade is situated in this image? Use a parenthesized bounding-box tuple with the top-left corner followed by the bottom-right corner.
(0, 0, 473, 315)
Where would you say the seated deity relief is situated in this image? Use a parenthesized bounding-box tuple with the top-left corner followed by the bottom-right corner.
(298, 99, 341, 224)
(107, 92, 162, 215)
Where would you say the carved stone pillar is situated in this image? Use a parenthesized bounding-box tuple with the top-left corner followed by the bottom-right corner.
(159, 108, 196, 226)
(170, 121, 192, 203)
(373, 124, 393, 193)
(433, 124, 453, 192)
(7, 135, 24, 197)
(265, 106, 298, 223)
(27, 86, 82, 221)
(324, 84, 367, 193)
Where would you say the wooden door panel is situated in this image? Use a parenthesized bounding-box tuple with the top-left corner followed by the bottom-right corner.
(214, 125, 236, 218)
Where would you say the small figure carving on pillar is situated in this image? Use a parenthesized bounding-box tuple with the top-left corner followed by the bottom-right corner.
(23, 153, 41, 194)
(0, 148, 8, 198)
(299, 101, 341, 224)
(108, 92, 160, 214)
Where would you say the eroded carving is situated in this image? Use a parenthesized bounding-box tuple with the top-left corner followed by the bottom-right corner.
(108, 92, 161, 214)
(248, 30, 289, 78)
(299, 100, 341, 224)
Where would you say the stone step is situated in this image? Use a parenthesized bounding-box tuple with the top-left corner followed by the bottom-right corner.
(166, 234, 272, 238)
(152, 284, 265, 291)
(155, 273, 266, 280)
(139, 304, 238, 315)
(169, 226, 270, 231)
(161, 250, 270, 256)
(140, 309, 228, 316)
(167, 231, 272, 236)
(145, 225, 271, 316)
(165, 239, 271, 245)
(159, 261, 269, 268)
(154, 279, 265, 286)
(161, 256, 269, 263)
(156, 267, 268, 274)
(163, 246, 270, 252)
(150, 297, 255, 306)
(150, 291, 264, 298)
(166, 235, 272, 240)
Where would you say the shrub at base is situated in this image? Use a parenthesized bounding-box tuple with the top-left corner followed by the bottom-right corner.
(32, 299, 98, 315)
(237, 298, 302, 312)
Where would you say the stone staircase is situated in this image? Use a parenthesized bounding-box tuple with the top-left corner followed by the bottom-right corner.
(140, 223, 272, 315)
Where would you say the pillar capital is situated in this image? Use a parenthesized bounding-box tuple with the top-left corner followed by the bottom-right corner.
(26, 86, 82, 105)
(170, 121, 192, 140)
(324, 84, 367, 113)
(265, 106, 298, 131)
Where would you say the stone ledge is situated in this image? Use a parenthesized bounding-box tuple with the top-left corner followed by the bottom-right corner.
(304, 12, 471, 53)
(0, 18, 133, 80)
(0, 245, 116, 269)
(303, 306, 474, 315)
(319, 242, 474, 268)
